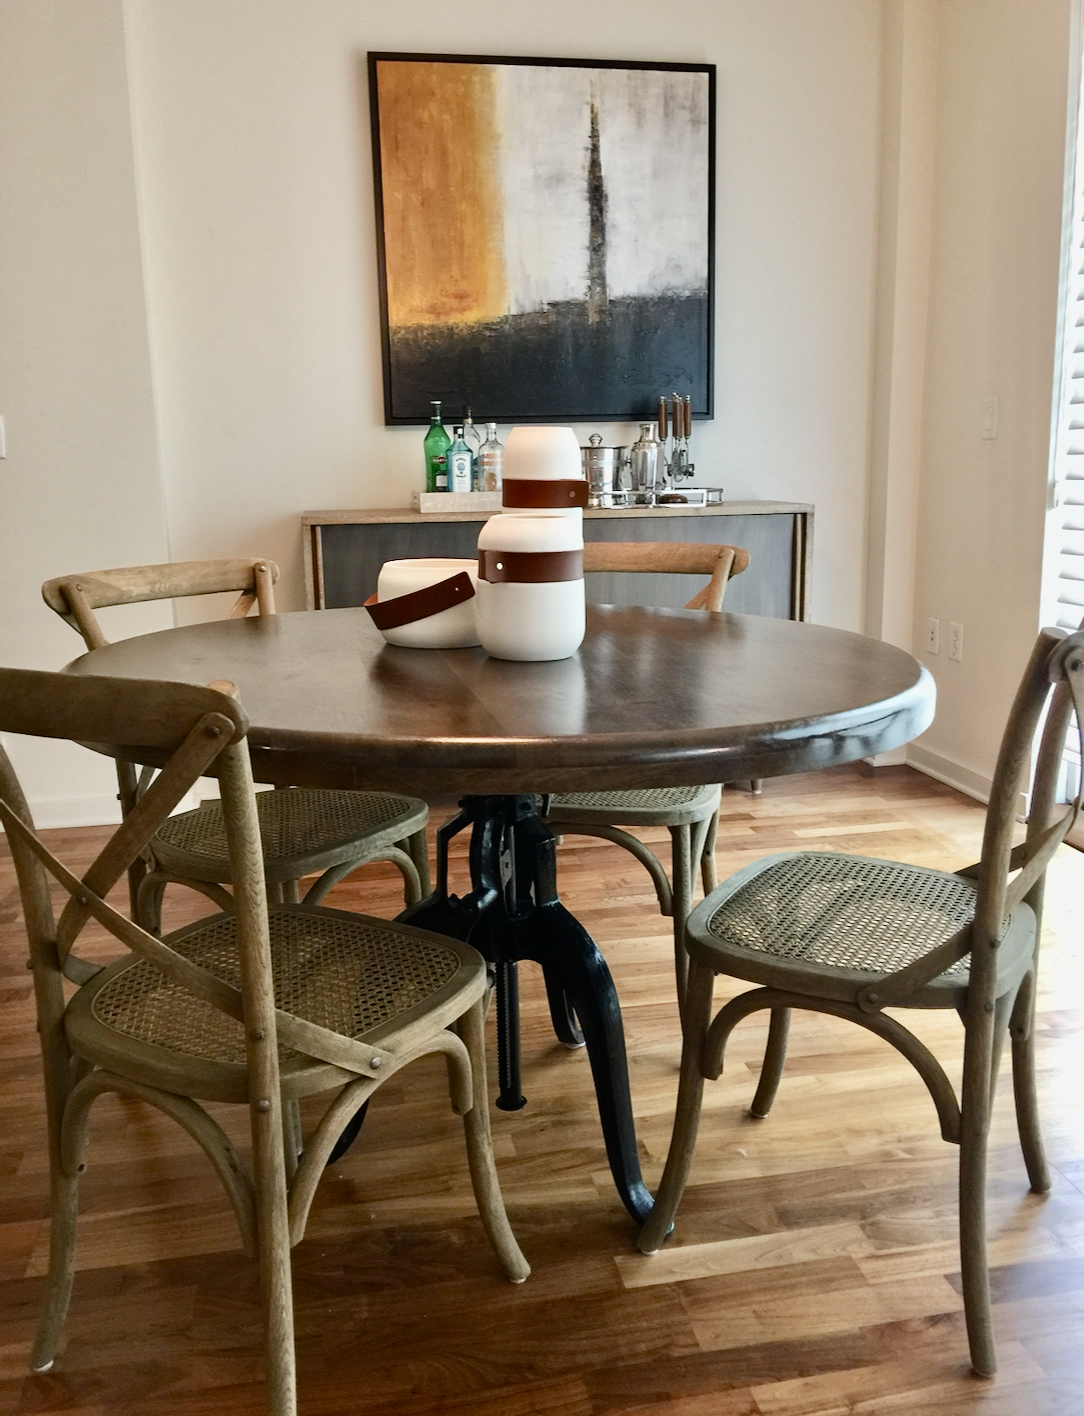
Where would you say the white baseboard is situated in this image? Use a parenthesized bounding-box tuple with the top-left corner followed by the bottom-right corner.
(17, 794, 124, 830)
(0, 788, 203, 833)
(906, 743, 993, 805)
(863, 746, 909, 768)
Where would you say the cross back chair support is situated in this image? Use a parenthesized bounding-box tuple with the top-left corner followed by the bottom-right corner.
(544, 542, 749, 1014)
(637, 625, 1084, 1378)
(0, 667, 528, 1416)
(42, 560, 430, 926)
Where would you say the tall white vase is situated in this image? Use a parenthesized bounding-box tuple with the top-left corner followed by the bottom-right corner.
(476, 513, 585, 662)
(501, 426, 587, 522)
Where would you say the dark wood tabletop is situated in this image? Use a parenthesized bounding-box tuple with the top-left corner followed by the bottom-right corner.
(67, 605, 935, 795)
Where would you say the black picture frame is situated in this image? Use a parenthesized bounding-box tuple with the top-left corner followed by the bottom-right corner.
(368, 52, 715, 426)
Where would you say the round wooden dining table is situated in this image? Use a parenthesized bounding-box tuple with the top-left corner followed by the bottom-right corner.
(69, 604, 935, 1225)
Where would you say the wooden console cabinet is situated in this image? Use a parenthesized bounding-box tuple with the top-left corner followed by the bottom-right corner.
(303, 501, 813, 621)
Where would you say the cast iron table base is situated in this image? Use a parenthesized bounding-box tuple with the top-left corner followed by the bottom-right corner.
(400, 794, 654, 1225)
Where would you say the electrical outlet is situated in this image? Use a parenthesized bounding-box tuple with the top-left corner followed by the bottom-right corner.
(949, 621, 964, 662)
(925, 617, 940, 654)
(982, 397, 998, 440)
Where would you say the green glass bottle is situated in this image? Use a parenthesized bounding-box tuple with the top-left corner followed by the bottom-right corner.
(423, 400, 450, 492)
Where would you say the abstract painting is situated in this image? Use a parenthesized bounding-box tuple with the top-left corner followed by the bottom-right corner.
(368, 53, 715, 424)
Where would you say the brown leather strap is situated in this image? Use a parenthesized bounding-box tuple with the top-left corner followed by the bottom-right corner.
(502, 478, 588, 509)
(364, 571, 475, 631)
(478, 549, 583, 584)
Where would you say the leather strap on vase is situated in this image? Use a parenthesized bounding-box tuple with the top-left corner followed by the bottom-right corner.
(478, 549, 584, 584)
(364, 571, 475, 631)
(502, 478, 588, 509)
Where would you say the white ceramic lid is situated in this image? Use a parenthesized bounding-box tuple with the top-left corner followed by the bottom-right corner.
(503, 426, 583, 481)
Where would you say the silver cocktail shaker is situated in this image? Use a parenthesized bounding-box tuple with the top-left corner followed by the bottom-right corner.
(629, 423, 661, 502)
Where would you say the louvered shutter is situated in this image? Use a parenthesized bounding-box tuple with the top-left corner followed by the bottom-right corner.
(1044, 71, 1084, 797)
(1047, 61, 1084, 631)
(1048, 46, 1084, 629)
(1049, 180, 1084, 634)
(1049, 375, 1084, 634)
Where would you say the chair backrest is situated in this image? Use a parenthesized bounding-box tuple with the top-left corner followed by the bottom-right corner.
(0, 664, 404, 1091)
(974, 626, 1084, 960)
(0, 668, 248, 970)
(0, 668, 266, 1107)
(581, 542, 749, 612)
(856, 626, 1084, 1015)
(42, 558, 280, 650)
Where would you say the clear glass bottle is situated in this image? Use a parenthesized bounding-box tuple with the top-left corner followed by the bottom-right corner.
(477, 423, 503, 492)
(448, 424, 473, 493)
(423, 401, 450, 493)
(462, 406, 482, 460)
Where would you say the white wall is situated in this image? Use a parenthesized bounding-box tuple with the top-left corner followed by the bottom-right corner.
(908, 0, 1074, 799)
(3, 0, 1076, 823)
(123, 0, 883, 627)
(0, 0, 172, 825)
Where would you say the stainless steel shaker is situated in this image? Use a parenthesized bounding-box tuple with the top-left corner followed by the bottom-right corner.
(629, 423, 662, 502)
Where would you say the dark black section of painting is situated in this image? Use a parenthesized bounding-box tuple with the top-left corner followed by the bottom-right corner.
(389, 293, 710, 424)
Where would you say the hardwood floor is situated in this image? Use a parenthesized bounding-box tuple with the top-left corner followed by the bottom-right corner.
(1, 764, 1082, 1414)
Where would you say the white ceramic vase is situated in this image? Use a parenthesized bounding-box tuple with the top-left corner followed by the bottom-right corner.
(372, 557, 479, 648)
(475, 513, 585, 661)
(501, 425, 586, 522)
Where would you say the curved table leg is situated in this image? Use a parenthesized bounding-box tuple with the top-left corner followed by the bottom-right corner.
(514, 897, 653, 1222)
(325, 1098, 370, 1164)
(542, 971, 585, 1049)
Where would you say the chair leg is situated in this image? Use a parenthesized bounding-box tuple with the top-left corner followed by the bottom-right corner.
(30, 1163, 81, 1372)
(135, 872, 167, 934)
(456, 998, 531, 1283)
(669, 825, 693, 1017)
(700, 809, 718, 895)
(282, 1099, 303, 1182)
(958, 990, 1012, 1378)
(406, 827, 431, 899)
(544, 820, 674, 915)
(749, 1008, 791, 1118)
(303, 847, 422, 908)
(1009, 971, 1051, 1194)
(637, 958, 716, 1255)
(251, 1098, 296, 1415)
(281, 879, 301, 905)
(116, 759, 148, 920)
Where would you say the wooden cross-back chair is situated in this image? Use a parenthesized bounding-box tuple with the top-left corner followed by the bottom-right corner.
(544, 542, 750, 1011)
(638, 625, 1084, 1377)
(0, 667, 528, 1415)
(42, 559, 430, 929)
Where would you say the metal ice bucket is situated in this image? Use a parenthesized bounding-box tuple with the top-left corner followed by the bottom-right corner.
(581, 436, 630, 507)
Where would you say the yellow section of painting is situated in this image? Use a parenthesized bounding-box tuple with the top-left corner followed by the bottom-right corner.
(377, 60, 507, 328)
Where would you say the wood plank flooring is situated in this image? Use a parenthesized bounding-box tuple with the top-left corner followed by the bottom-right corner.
(1, 764, 1082, 1414)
